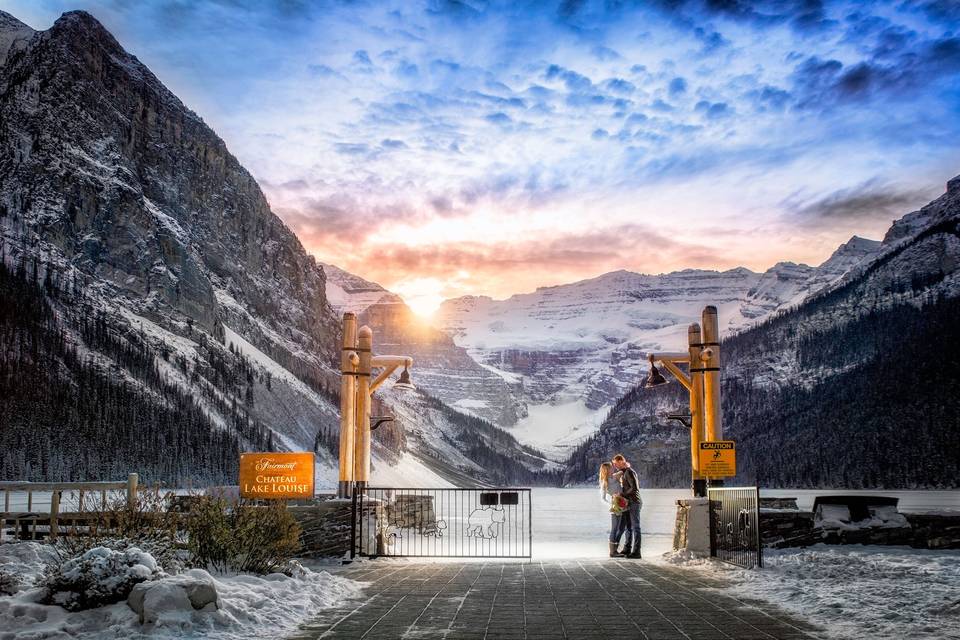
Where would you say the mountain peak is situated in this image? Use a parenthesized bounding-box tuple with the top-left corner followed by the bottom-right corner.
(947, 174, 960, 195)
(0, 10, 32, 31)
(49, 10, 122, 51)
(53, 10, 106, 30)
(817, 234, 881, 276)
(0, 9, 34, 65)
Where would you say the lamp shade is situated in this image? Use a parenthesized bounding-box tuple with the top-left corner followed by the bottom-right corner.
(644, 363, 669, 388)
(393, 366, 416, 391)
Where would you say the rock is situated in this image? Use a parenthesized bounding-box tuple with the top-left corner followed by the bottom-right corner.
(174, 569, 220, 610)
(140, 582, 193, 625)
(128, 571, 219, 624)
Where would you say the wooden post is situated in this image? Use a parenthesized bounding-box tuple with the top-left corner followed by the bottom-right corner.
(126, 473, 138, 511)
(338, 313, 358, 499)
(701, 305, 722, 442)
(688, 323, 707, 497)
(353, 326, 373, 493)
(50, 491, 60, 540)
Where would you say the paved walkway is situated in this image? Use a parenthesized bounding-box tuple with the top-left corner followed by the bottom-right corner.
(291, 560, 821, 640)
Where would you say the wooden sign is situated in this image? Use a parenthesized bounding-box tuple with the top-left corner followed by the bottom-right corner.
(699, 441, 736, 477)
(239, 452, 315, 499)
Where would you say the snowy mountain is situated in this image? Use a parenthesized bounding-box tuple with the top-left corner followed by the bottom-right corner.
(0, 9, 537, 486)
(435, 238, 881, 456)
(321, 262, 525, 427)
(566, 177, 960, 488)
(0, 9, 345, 480)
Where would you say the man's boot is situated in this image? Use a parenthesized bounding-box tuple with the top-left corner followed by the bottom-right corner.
(608, 542, 625, 558)
(627, 533, 642, 559)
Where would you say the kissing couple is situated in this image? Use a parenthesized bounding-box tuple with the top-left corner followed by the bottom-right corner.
(599, 454, 642, 558)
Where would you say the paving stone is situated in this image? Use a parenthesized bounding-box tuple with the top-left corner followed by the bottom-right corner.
(288, 561, 820, 639)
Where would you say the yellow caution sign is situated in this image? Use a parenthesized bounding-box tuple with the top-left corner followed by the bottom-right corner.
(699, 441, 736, 477)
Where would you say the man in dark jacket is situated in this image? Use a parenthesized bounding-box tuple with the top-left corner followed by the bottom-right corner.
(612, 454, 642, 558)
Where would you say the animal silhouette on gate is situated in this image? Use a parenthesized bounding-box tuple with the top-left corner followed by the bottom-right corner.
(466, 506, 506, 538)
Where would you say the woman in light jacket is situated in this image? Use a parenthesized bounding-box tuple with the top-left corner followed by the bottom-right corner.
(599, 462, 627, 557)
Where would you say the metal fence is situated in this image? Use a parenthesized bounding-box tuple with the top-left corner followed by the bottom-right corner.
(352, 488, 532, 558)
(708, 486, 762, 569)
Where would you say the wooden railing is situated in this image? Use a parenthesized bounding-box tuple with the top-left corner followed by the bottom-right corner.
(0, 474, 139, 542)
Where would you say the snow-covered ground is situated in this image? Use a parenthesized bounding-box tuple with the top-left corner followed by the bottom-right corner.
(0, 543, 361, 640)
(725, 545, 960, 640)
(539, 488, 960, 640)
(3, 488, 957, 639)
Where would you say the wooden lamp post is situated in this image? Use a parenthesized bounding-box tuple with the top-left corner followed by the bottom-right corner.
(645, 305, 722, 497)
(337, 313, 415, 498)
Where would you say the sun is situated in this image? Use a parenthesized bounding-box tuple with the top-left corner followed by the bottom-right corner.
(390, 277, 447, 319)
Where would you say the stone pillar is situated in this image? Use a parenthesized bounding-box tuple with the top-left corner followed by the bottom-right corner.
(673, 497, 711, 555)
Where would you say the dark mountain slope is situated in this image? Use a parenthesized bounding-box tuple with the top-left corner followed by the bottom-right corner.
(565, 179, 960, 489)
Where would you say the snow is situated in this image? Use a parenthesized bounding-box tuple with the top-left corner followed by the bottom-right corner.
(533, 488, 960, 639)
(725, 546, 960, 640)
(510, 400, 607, 459)
(221, 324, 327, 411)
(370, 453, 455, 489)
(0, 543, 361, 640)
(143, 198, 188, 244)
(815, 504, 910, 531)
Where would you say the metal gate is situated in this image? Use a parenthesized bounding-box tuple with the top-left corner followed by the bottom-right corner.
(708, 487, 762, 568)
(352, 488, 532, 558)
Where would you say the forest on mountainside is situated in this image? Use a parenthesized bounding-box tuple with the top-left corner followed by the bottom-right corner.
(566, 292, 960, 489)
(0, 259, 270, 484)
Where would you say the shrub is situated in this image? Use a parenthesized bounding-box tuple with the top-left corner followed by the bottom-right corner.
(38, 546, 163, 611)
(0, 570, 19, 595)
(185, 497, 301, 574)
(50, 484, 186, 574)
(53, 535, 185, 576)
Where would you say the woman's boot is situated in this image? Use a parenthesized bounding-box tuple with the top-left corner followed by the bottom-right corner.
(627, 533, 642, 559)
(608, 542, 625, 558)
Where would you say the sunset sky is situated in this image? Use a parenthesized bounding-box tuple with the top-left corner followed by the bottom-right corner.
(7, 0, 960, 315)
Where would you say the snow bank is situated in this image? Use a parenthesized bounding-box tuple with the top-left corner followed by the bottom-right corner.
(0, 543, 362, 640)
(688, 545, 960, 640)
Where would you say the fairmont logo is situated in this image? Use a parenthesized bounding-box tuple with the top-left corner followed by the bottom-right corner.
(254, 458, 299, 473)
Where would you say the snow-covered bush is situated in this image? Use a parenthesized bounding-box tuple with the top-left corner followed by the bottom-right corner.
(185, 497, 301, 574)
(39, 546, 164, 611)
(0, 570, 19, 595)
(55, 534, 186, 575)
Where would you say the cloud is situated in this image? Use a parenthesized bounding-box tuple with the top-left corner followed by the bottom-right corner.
(668, 76, 687, 97)
(484, 111, 512, 125)
(786, 180, 935, 225)
(605, 78, 635, 94)
(790, 33, 960, 109)
(21, 0, 957, 301)
(591, 44, 622, 61)
(353, 50, 373, 65)
(695, 100, 732, 119)
(333, 142, 371, 156)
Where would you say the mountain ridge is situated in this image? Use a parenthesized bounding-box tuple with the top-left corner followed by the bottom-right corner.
(0, 8, 543, 486)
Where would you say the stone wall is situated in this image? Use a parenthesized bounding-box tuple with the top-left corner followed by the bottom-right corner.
(289, 500, 356, 559)
(760, 510, 960, 549)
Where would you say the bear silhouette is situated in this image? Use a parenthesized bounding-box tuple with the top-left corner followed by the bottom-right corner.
(466, 507, 506, 538)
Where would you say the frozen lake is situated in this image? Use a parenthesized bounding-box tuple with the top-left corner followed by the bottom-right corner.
(531, 487, 960, 559)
